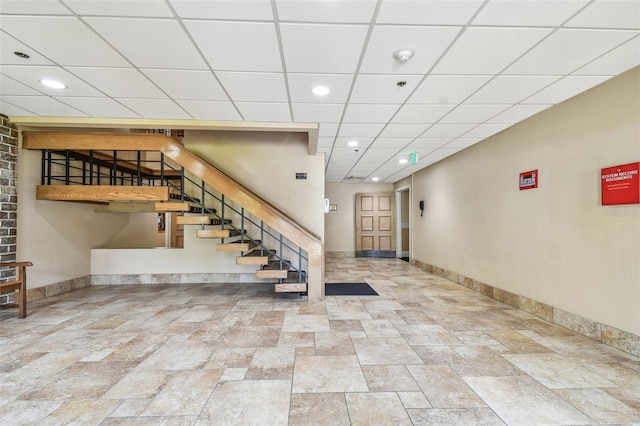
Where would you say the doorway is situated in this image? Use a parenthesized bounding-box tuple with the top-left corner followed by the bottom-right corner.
(395, 185, 410, 262)
(355, 192, 396, 257)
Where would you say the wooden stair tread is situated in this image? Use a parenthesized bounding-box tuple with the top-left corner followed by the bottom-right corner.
(36, 185, 169, 202)
(176, 215, 211, 225)
(255, 261, 289, 279)
(216, 240, 258, 252)
(197, 229, 242, 238)
(236, 249, 273, 265)
(275, 283, 307, 293)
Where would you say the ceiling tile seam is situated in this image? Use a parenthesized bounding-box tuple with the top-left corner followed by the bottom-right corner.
(53, 10, 189, 119)
(271, 0, 294, 123)
(342, 0, 493, 183)
(323, 0, 383, 176)
(413, 2, 601, 151)
(0, 98, 40, 116)
(571, 33, 640, 76)
(163, 0, 244, 122)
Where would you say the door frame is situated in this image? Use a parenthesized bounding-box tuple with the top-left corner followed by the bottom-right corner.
(395, 184, 411, 260)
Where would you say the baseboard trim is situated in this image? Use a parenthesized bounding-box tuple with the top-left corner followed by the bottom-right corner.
(91, 273, 272, 285)
(411, 259, 640, 358)
(26, 276, 91, 303)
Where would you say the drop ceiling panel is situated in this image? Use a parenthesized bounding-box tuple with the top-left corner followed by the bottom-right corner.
(392, 104, 456, 124)
(1, 66, 104, 97)
(318, 137, 335, 149)
(420, 149, 460, 166)
(350, 74, 424, 103)
(338, 123, 385, 138)
(487, 104, 552, 124)
(235, 102, 292, 122)
(0, 32, 54, 66)
(292, 103, 344, 123)
(1, 95, 87, 117)
(0, 1, 71, 14)
(462, 123, 511, 138)
(359, 148, 401, 162)
(175, 100, 242, 121)
(215, 72, 287, 102)
(334, 137, 375, 149)
(0, 16, 129, 67)
(420, 123, 476, 138)
(63, 0, 174, 17)
(185, 21, 282, 72)
(472, 0, 590, 26)
(377, 0, 484, 25)
(0, 101, 35, 116)
(55, 97, 140, 118)
(442, 137, 483, 149)
(116, 98, 191, 119)
(0, 76, 42, 96)
(523, 75, 611, 103)
(439, 104, 511, 124)
(318, 122, 339, 137)
(378, 123, 429, 138)
(360, 26, 461, 74)
(505, 29, 639, 75)
(67, 67, 167, 98)
(408, 75, 493, 104)
(275, 0, 377, 23)
(142, 70, 228, 101)
(287, 73, 354, 103)
(565, 0, 640, 29)
(280, 24, 368, 73)
(466, 76, 561, 104)
(573, 35, 640, 75)
(408, 138, 454, 150)
(342, 104, 400, 123)
(433, 27, 552, 74)
(372, 138, 413, 149)
(170, 0, 274, 20)
(85, 18, 207, 70)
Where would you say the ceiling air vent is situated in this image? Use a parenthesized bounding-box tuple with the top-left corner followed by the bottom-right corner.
(345, 176, 365, 181)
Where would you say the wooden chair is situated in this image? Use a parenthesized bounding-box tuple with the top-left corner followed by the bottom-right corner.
(0, 261, 33, 319)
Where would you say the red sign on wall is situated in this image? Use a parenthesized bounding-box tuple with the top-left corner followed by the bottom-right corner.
(519, 169, 538, 190)
(601, 162, 640, 205)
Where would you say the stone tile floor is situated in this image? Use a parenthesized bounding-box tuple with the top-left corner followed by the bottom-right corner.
(1, 257, 639, 425)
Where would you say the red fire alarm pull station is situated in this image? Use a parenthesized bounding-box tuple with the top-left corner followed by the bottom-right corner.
(601, 162, 640, 205)
(519, 169, 538, 190)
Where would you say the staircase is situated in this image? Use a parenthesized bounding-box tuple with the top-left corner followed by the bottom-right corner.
(23, 130, 324, 300)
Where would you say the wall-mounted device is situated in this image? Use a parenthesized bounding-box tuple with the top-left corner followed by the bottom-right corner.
(324, 198, 330, 214)
(419, 200, 424, 217)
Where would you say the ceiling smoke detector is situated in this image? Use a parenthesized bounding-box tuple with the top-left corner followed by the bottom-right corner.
(393, 49, 415, 63)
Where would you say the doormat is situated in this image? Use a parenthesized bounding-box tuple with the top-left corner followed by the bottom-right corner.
(325, 283, 378, 296)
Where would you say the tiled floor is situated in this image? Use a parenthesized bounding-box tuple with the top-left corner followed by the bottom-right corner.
(1, 257, 640, 425)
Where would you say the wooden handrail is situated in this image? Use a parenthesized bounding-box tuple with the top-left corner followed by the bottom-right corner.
(23, 131, 325, 301)
(0, 261, 33, 319)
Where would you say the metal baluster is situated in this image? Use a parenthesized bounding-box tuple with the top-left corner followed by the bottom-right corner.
(40, 150, 45, 185)
(240, 208, 245, 243)
(201, 180, 205, 216)
(279, 234, 284, 283)
(220, 194, 225, 244)
(260, 222, 264, 255)
(137, 151, 142, 186)
(65, 150, 70, 185)
(160, 153, 165, 185)
(180, 167, 185, 202)
(46, 151, 52, 185)
(298, 247, 302, 283)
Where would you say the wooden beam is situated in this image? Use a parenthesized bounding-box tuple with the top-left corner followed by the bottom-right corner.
(96, 201, 157, 213)
(36, 185, 169, 202)
(23, 132, 168, 151)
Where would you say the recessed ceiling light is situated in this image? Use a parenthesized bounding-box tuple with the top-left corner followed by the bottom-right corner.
(14, 51, 30, 59)
(312, 86, 330, 96)
(372, 177, 380, 181)
(399, 158, 408, 164)
(347, 140, 358, 147)
(39, 78, 66, 90)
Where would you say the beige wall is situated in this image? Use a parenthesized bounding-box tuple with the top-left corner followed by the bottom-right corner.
(185, 130, 325, 239)
(325, 182, 395, 253)
(17, 148, 158, 288)
(411, 67, 640, 335)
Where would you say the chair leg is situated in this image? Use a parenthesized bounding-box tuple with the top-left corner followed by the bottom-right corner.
(18, 265, 27, 319)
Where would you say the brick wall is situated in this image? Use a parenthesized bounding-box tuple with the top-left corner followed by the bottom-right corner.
(0, 114, 18, 282)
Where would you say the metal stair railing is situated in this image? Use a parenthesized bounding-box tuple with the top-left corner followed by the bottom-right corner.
(40, 148, 308, 285)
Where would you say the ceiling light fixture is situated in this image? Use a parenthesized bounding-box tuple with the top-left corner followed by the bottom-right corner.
(39, 78, 66, 90)
(347, 140, 358, 147)
(14, 51, 30, 59)
(312, 86, 330, 96)
(372, 177, 380, 181)
(393, 48, 415, 63)
(399, 158, 408, 164)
